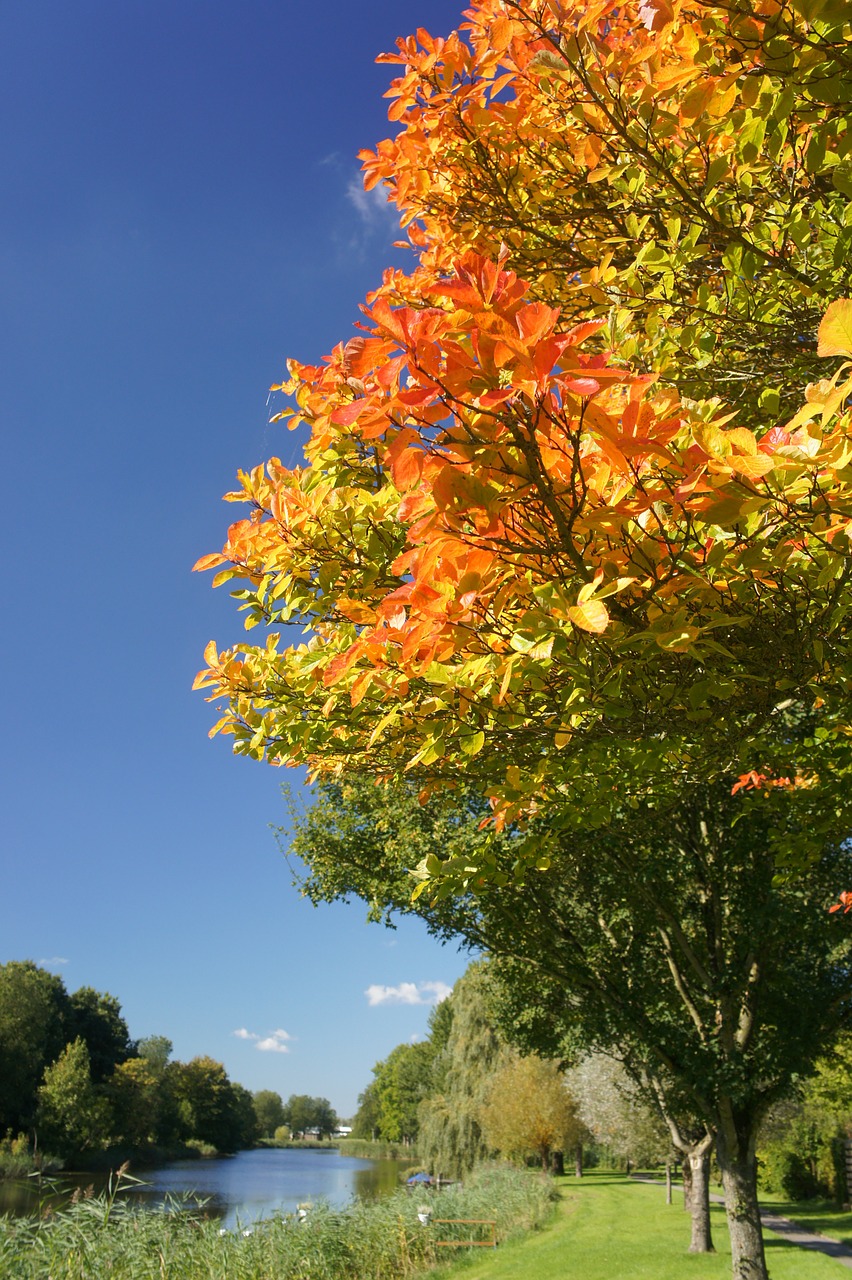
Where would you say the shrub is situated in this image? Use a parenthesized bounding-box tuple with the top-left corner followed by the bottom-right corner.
(758, 1144, 821, 1201)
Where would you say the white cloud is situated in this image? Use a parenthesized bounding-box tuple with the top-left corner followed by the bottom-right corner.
(365, 981, 452, 1007)
(38, 956, 69, 969)
(234, 1027, 292, 1053)
(346, 175, 397, 230)
(256, 1035, 291, 1054)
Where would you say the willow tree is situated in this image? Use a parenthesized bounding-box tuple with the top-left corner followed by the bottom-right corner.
(196, 3, 852, 1277)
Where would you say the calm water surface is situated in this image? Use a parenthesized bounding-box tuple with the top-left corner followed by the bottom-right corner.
(1, 1150, 415, 1231)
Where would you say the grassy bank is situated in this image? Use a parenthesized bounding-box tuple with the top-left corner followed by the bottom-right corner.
(0, 1164, 554, 1280)
(447, 1173, 844, 1280)
(336, 1137, 419, 1162)
(257, 1137, 340, 1152)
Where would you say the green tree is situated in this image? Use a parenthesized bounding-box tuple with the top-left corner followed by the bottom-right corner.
(69, 987, 132, 1085)
(253, 1089, 286, 1138)
(312, 1097, 338, 1140)
(352, 1080, 381, 1140)
(286, 774, 852, 1269)
(231, 1082, 260, 1148)
(137, 1035, 172, 1072)
(282, 1094, 338, 1139)
(0, 961, 71, 1134)
(371, 1042, 433, 1145)
(108, 1058, 161, 1148)
(169, 1056, 251, 1153)
(37, 1038, 109, 1156)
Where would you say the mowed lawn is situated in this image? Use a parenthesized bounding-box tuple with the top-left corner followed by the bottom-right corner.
(440, 1173, 846, 1280)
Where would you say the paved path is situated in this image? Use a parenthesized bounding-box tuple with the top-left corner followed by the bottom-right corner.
(632, 1175, 852, 1268)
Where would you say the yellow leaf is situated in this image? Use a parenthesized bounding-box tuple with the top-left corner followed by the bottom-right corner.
(726, 453, 775, 479)
(817, 299, 852, 358)
(566, 600, 610, 633)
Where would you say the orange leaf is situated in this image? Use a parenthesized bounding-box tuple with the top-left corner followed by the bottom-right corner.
(490, 16, 514, 52)
(392, 446, 425, 492)
(193, 552, 227, 573)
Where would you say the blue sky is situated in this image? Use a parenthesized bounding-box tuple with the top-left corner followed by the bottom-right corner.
(1, 0, 471, 1117)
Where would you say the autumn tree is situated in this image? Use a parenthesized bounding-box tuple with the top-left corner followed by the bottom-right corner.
(480, 1053, 582, 1171)
(196, 0, 852, 853)
(196, 3, 852, 1278)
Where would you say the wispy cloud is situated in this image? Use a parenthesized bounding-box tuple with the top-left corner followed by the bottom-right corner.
(233, 1027, 293, 1053)
(346, 175, 397, 230)
(38, 956, 69, 969)
(365, 981, 452, 1007)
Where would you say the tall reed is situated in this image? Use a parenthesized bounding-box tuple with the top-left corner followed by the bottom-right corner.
(0, 1163, 555, 1280)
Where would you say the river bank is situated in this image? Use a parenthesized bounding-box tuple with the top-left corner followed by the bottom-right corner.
(0, 1164, 554, 1280)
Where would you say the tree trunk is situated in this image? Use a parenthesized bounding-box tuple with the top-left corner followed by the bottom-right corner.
(666, 1160, 673, 1205)
(575, 1142, 583, 1177)
(687, 1149, 715, 1254)
(551, 1149, 564, 1176)
(682, 1156, 693, 1213)
(715, 1123, 768, 1280)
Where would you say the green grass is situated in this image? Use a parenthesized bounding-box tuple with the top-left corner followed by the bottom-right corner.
(444, 1173, 845, 1280)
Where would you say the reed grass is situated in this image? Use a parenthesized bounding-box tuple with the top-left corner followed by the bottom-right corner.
(0, 1163, 555, 1280)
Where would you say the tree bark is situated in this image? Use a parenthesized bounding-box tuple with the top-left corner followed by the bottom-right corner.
(551, 1149, 565, 1176)
(687, 1149, 715, 1254)
(682, 1155, 693, 1213)
(666, 1160, 672, 1205)
(715, 1123, 768, 1280)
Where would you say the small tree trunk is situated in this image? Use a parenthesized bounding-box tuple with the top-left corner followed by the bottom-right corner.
(541, 1145, 551, 1172)
(682, 1157, 693, 1213)
(551, 1150, 564, 1176)
(575, 1142, 583, 1177)
(716, 1124, 768, 1280)
(687, 1149, 715, 1254)
(666, 1160, 673, 1205)
(626, 1158, 631, 1176)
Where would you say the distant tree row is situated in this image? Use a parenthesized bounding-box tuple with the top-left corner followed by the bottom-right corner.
(252, 1090, 339, 1141)
(0, 961, 257, 1160)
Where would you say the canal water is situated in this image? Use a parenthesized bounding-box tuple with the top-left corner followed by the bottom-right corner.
(0, 1149, 416, 1230)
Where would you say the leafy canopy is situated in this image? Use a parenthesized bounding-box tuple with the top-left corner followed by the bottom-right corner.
(195, 0, 852, 888)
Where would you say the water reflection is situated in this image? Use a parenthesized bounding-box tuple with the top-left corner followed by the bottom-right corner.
(0, 1150, 416, 1231)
